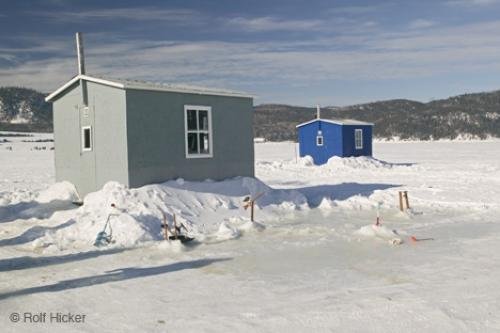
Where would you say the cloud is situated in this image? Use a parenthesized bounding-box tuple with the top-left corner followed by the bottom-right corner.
(0, 39, 73, 55)
(223, 15, 380, 35)
(225, 16, 324, 32)
(31, 7, 202, 24)
(2, 19, 500, 104)
(362, 21, 379, 28)
(446, 0, 500, 6)
(330, 4, 389, 15)
(409, 19, 436, 29)
(0, 54, 17, 62)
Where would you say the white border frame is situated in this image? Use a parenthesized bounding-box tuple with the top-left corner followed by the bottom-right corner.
(184, 105, 213, 159)
(316, 135, 324, 146)
(81, 125, 92, 152)
(355, 128, 363, 149)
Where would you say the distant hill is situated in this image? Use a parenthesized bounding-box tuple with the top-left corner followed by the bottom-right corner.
(0, 87, 52, 132)
(1, 85, 500, 140)
(254, 91, 500, 141)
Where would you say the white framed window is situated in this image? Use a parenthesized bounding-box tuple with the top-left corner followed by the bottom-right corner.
(316, 130, 324, 146)
(81, 126, 92, 152)
(184, 105, 213, 158)
(355, 129, 363, 149)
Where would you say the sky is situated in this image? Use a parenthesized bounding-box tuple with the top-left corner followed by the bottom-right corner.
(1, 0, 500, 106)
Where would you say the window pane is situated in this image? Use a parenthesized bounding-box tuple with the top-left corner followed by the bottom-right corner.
(187, 110, 198, 130)
(198, 110, 208, 130)
(355, 130, 363, 148)
(187, 132, 198, 154)
(84, 128, 91, 149)
(199, 133, 210, 154)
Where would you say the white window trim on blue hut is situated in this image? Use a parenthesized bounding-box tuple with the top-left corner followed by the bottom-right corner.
(184, 105, 213, 159)
(316, 130, 324, 146)
(81, 125, 92, 152)
(355, 129, 363, 149)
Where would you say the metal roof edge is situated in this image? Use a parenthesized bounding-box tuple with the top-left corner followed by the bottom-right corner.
(296, 118, 374, 128)
(45, 75, 126, 102)
(123, 83, 254, 99)
(45, 74, 254, 102)
(45, 76, 80, 102)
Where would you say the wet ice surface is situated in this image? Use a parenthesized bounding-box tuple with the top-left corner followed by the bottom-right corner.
(1, 207, 499, 332)
(183, 209, 500, 332)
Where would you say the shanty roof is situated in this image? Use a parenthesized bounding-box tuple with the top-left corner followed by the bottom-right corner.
(45, 74, 254, 102)
(296, 118, 374, 128)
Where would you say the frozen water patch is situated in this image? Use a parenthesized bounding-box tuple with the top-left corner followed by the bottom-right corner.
(354, 224, 404, 245)
(214, 221, 241, 241)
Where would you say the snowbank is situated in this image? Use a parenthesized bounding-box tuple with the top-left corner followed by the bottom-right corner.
(34, 177, 308, 250)
(36, 181, 79, 203)
(297, 155, 410, 170)
(326, 156, 405, 170)
(265, 155, 417, 173)
(0, 181, 79, 222)
(298, 155, 314, 166)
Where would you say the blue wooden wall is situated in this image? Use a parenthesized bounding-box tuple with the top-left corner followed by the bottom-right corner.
(297, 120, 372, 165)
(342, 125, 372, 157)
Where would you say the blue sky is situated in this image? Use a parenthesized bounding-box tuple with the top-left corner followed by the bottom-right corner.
(1, 0, 500, 106)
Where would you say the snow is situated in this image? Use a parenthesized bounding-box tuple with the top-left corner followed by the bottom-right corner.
(1, 135, 500, 332)
(27, 177, 305, 250)
(36, 182, 79, 204)
(354, 224, 404, 245)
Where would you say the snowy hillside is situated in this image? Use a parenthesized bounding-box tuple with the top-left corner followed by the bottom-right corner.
(3, 84, 500, 139)
(0, 88, 52, 132)
(255, 90, 500, 141)
(1, 134, 500, 331)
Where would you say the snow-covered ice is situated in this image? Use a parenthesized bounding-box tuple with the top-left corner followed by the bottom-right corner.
(1, 133, 500, 332)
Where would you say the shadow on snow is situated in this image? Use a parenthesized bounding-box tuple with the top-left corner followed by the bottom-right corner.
(0, 219, 76, 247)
(295, 182, 401, 207)
(0, 247, 130, 272)
(161, 177, 402, 209)
(0, 199, 77, 223)
(0, 258, 231, 301)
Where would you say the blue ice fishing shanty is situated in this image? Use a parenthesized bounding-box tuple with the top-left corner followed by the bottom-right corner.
(296, 106, 374, 165)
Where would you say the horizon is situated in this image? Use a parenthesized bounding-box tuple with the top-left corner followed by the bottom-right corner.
(2, 80, 500, 109)
(2, 0, 500, 106)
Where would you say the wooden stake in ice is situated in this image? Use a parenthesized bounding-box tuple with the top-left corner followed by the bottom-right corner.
(161, 212, 169, 241)
(160, 212, 194, 243)
(404, 191, 410, 209)
(398, 191, 403, 211)
(173, 213, 178, 238)
(398, 191, 410, 211)
(375, 202, 382, 226)
(243, 192, 265, 222)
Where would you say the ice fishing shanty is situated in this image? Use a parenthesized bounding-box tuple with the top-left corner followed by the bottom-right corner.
(296, 106, 373, 165)
(45, 33, 254, 197)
